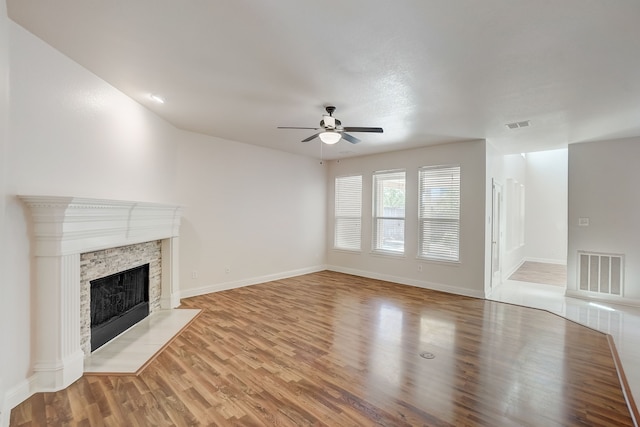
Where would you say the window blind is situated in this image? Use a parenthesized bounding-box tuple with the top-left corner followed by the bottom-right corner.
(372, 170, 405, 254)
(335, 175, 362, 251)
(418, 165, 460, 262)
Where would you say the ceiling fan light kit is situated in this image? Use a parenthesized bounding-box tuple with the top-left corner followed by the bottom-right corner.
(278, 106, 383, 145)
(319, 131, 342, 144)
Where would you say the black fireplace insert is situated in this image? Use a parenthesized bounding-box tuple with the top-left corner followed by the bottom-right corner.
(90, 263, 150, 351)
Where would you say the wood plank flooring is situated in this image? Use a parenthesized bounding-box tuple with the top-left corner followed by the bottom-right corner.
(11, 271, 633, 426)
(508, 261, 567, 286)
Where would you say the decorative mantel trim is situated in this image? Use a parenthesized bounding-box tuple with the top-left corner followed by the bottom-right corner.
(19, 196, 181, 256)
(19, 195, 182, 392)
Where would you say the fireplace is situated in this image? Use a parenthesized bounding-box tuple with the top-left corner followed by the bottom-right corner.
(20, 196, 182, 392)
(90, 264, 150, 351)
(80, 240, 163, 355)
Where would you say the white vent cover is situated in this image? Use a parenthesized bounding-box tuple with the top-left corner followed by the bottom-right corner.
(578, 251, 624, 296)
(505, 120, 530, 129)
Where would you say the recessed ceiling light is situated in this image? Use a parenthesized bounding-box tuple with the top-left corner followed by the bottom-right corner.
(149, 94, 165, 104)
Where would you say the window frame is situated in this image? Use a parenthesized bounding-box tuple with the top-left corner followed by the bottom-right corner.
(417, 164, 461, 263)
(372, 169, 406, 255)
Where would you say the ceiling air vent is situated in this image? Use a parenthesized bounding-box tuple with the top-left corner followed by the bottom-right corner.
(506, 120, 530, 129)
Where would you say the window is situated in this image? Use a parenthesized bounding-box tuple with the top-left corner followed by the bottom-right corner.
(418, 165, 460, 262)
(372, 170, 405, 254)
(334, 175, 362, 251)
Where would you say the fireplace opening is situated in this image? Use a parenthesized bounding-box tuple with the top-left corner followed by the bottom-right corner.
(90, 263, 150, 351)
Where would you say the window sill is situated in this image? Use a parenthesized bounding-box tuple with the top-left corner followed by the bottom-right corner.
(416, 256, 461, 266)
(370, 250, 406, 259)
(332, 248, 362, 255)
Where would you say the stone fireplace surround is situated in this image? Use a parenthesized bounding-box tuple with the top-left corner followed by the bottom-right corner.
(19, 196, 182, 392)
(80, 240, 162, 355)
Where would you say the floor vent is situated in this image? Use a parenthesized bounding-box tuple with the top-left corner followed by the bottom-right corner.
(578, 251, 624, 296)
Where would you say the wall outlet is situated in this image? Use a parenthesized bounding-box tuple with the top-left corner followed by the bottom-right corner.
(225, 266, 231, 274)
(191, 270, 198, 279)
(578, 217, 590, 227)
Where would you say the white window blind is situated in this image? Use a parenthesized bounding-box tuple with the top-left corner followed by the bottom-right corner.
(372, 170, 405, 254)
(335, 175, 362, 251)
(418, 165, 460, 262)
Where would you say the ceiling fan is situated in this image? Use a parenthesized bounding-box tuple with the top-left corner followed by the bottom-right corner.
(278, 106, 383, 144)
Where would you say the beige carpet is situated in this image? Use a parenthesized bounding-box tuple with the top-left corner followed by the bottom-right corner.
(508, 261, 567, 286)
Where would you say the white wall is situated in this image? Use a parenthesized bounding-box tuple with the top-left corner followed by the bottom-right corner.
(2, 19, 327, 421)
(176, 131, 326, 296)
(567, 137, 640, 301)
(7, 26, 179, 201)
(503, 154, 527, 276)
(326, 140, 487, 298)
(524, 149, 568, 264)
(0, 1, 10, 423)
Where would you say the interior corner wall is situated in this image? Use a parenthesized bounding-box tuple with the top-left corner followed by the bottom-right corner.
(1, 1, 10, 424)
(567, 137, 640, 300)
(524, 149, 568, 264)
(326, 140, 487, 298)
(174, 130, 327, 297)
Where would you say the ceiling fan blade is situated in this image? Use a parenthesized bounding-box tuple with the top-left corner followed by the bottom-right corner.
(278, 126, 320, 130)
(342, 127, 383, 133)
(341, 133, 361, 144)
(301, 133, 320, 142)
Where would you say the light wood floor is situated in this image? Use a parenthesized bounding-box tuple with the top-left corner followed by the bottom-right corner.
(11, 271, 633, 426)
(509, 261, 567, 286)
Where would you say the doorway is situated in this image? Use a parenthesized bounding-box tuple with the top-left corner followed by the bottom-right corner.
(504, 149, 568, 288)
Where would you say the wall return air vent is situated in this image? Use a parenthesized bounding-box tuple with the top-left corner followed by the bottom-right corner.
(578, 251, 624, 296)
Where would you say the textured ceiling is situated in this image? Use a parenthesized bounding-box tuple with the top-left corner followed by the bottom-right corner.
(8, 0, 640, 159)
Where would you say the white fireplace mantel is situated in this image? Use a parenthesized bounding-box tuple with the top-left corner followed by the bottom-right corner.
(19, 195, 182, 391)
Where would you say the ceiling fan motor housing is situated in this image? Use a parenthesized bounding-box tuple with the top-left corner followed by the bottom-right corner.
(320, 116, 340, 129)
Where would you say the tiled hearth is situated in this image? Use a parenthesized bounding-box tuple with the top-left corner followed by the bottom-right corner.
(20, 196, 183, 391)
(84, 308, 200, 374)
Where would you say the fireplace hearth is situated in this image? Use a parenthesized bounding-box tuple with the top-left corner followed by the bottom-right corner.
(91, 264, 150, 351)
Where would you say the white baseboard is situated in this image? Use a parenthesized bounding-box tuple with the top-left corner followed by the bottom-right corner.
(502, 257, 567, 283)
(504, 259, 525, 281)
(525, 257, 567, 265)
(326, 265, 485, 299)
(180, 264, 485, 300)
(0, 378, 4, 427)
(179, 265, 327, 298)
(565, 290, 640, 309)
(2, 376, 36, 427)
